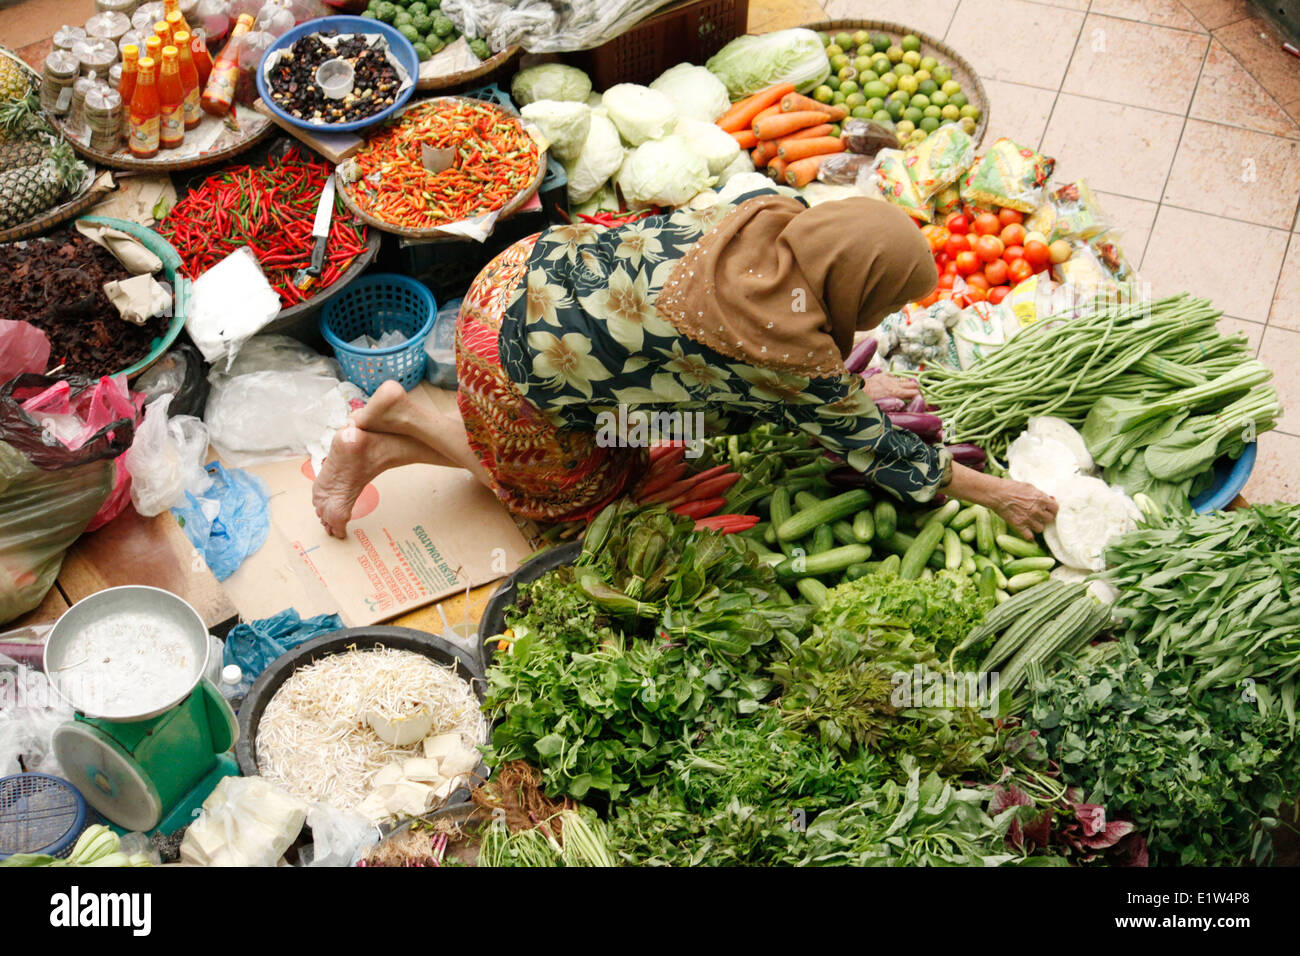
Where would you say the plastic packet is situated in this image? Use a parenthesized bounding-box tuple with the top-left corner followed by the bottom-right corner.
(181, 775, 308, 867)
(1089, 230, 1135, 281)
(817, 152, 875, 185)
(951, 300, 1021, 369)
(187, 246, 282, 369)
(903, 122, 974, 203)
(171, 462, 270, 581)
(0, 321, 51, 384)
(123, 394, 213, 517)
(0, 651, 74, 776)
(425, 297, 460, 391)
(872, 148, 931, 222)
(134, 342, 210, 418)
(840, 118, 898, 158)
(933, 185, 962, 218)
(959, 137, 1055, 212)
(301, 803, 379, 867)
(1051, 239, 1121, 296)
(222, 608, 342, 682)
(1026, 179, 1110, 242)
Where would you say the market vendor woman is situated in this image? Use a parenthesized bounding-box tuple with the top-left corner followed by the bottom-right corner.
(313, 191, 1058, 538)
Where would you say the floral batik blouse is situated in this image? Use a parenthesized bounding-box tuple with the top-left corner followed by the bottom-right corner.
(496, 188, 952, 504)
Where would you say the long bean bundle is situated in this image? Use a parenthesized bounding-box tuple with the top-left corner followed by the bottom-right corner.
(1104, 504, 1300, 695)
(917, 295, 1253, 464)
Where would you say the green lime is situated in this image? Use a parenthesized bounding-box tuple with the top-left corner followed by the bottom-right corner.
(817, 30, 831, 44)
(929, 90, 948, 107)
(871, 33, 891, 51)
(920, 55, 939, 72)
(941, 104, 961, 120)
(859, 68, 879, 83)
(835, 32, 854, 49)
(910, 128, 929, 144)
(960, 116, 977, 134)
(923, 105, 942, 119)
(902, 50, 922, 68)
(886, 98, 905, 120)
(909, 93, 930, 109)
(814, 85, 835, 104)
(872, 55, 892, 74)
(853, 56, 874, 74)
(826, 43, 843, 58)
(903, 106, 924, 124)
(845, 92, 867, 108)
(941, 80, 961, 96)
(886, 45, 904, 63)
(831, 53, 850, 71)
(866, 96, 885, 112)
(915, 69, 931, 83)
(896, 119, 915, 135)
(888, 89, 909, 104)
(959, 103, 981, 120)
(838, 66, 857, 82)
(851, 105, 874, 119)
(949, 92, 968, 108)
(897, 74, 918, 94)
(872, 109, 892, 123)
(851, 30, 871, 48)
(839, 79, 859, 95)
(933, 65, 952, 85)
(826, 75, 841, 91)
(863, 80, 889, 99)
(832, 90, 847, 105)
(892, 61, 914, 77)
(918, 79, 938, 96)
(901, 34, 922, 52)
(856, 43, 875, 58)
(880, 71, 898, 90)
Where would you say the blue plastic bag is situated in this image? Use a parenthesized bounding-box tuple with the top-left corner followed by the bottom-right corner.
(223, 609, 343, 682)
(172, 462, 270, 581)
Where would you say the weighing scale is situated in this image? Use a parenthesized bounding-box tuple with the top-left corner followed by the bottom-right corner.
(45, 586, 241, 834)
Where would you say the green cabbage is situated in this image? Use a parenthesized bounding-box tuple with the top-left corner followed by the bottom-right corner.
(601, 84, 677, 146)
(520, 100, 591, 163)
(566, 111, 624, 205)
(649, 62, 731, 122)
(617, 136, 715, 208)
(510, 64, 592, 106)
(705, 28, 831, 98)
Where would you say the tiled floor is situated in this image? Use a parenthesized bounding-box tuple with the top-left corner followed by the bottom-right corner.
(2, 0, 1297, 502)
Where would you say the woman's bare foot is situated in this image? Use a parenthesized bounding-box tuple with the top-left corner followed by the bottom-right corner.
(350, 379, 416, 433)
(313, 424, 381, 539)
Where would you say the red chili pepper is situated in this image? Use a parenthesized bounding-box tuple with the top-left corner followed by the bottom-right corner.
(672, 497, 727, 519)
(693, 515, 760, 534)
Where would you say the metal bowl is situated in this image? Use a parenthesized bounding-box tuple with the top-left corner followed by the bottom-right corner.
(43, 586, 210, 722)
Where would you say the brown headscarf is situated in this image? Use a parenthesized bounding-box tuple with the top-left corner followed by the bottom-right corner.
(655, 194, 937, 377)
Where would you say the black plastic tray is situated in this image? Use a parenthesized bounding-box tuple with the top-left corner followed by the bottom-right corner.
(235, 625, 488, 807)
(477, 541, 583, 672)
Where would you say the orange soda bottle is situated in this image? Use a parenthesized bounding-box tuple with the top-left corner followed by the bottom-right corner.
(128, 56, 160, 158)
(172, 31, 201, 129)
(158, 46, 185, 149)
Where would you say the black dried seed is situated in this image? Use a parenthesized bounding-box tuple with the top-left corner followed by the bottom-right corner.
(267, 31, 401, 125)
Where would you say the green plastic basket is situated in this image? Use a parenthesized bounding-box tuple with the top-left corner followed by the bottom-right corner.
(76, 215, 189, 379)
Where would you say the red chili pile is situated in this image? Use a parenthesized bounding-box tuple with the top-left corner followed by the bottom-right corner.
(159, 146, 369, 307)
(342, 99, 539, 231)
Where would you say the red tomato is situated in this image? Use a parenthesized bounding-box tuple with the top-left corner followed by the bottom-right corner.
(1023, 240, 1051, 270)
(983, 259, 1009, 286)
(945, 213, 970, 235)
(944, 260, 959, 275)
(1008, 258, 1034, 284)
(997, 207, 1024, 227)
(960, 286, 987, 305)
(1003, 244, 1025, 262)
(973, 235, 1004, 262)
(988, 285, 1011, 304)
(944, 233, 971, 258)
(999, 223, 1026, 247)
(918, 290, 941, 307)
(935, 251, 951, 268)
(965, 273, 991, 292)
(937, 272, 955, 290)
(973, 212, 1001, 236)
(955, 251, 982, 275)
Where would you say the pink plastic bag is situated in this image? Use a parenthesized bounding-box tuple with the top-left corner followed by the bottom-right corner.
(0, 321, 51, 386)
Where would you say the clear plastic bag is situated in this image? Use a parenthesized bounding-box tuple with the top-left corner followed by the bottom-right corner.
(123, 394, 213, 517)
(301, 803, 379, 867)
(186, 246, 282, 369)
(441, 0, 678, 54)
(171, 462, 270, 581)
(0, 651, 74, 776)
(424, 298, 460, 391)
(180, 775, 308, 867)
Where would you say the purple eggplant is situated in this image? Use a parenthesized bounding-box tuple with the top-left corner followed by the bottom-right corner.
(874, 396, 906, 413)
(887, 411, 944, 441)
(945, 442, 987, 468)
(905, 393, 927, 414)
(845, 336, 878, 374)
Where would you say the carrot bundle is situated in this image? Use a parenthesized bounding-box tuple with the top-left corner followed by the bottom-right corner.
(716, 82, 797, 132)
(714, 81, 846, 188)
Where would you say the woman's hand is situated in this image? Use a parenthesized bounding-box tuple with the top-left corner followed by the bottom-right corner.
(861, 372, 921, 402)
(989, 479, 1059, 539)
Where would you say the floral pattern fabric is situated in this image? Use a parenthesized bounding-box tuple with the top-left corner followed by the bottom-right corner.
(496, 190, 952, 504)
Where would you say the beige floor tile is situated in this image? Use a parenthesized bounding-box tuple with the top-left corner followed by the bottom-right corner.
(823, 0, 958, 37)
(1243, 430, 1300, 504)
(1181, 0, 1254, 31)
(1033, 0, 1091, 10)
(1214, 17, 1300, 107)
(945, 0, 1085, 90)
(1139, 205, 1289, 322)
(1042, 94, 1184, 201)
(1218, 315, 1265, 353)
(1093, 190, 1159, 258)
(978, 78, 1057, 151)
(0, 0, 94, 49)
(1257, 325, 1300, 433)
(1062, 14, 1209, 113)
(1089, 0, 1205, 32)
(747, 0, 828, 33)
(1162, 119, 1300, 228)
(1269, 235, 1300, 331)
(1190, 40, 1300, 140)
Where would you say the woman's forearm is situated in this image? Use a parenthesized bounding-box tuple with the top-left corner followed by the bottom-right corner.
(942, 462, 1005, 509)
(942, 462, 1059, 539)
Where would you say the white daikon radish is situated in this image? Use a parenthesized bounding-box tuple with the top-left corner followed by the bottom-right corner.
(1028, 416, 1095, 473)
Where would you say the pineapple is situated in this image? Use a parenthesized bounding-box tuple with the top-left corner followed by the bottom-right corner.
(0, 138, 87, 229)
(0, 51, 32, 102)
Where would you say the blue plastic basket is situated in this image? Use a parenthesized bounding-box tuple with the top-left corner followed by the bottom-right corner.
(1190, 443, 1257, 513)
(320, 274, 437, 394)
(0, 773, 88, 860)
(255, 15, 420, 134)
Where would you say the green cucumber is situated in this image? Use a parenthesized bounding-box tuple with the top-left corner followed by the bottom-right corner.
(900, 520, 946, 580)
(950, 505, 981, 531)
(978, 566, 998, 600)
(776, 544, 874, 580)
(959, 523, 977, 543)
(810, 524, 835, 555)
(1002, 556, 1056, 576)
(878, 554, 902, 576)
(851, 509, 875, 543)
(920, 499, 962, 528)
(943, 527, 962, 571)
(997, 534, 1047, 559)
(795, 577, 831, 606)
(873, 500, 897, 540)
(1007, 570, 1051, 592)
(845, 561, 876, 580)
(974, 506, 995, 556)
(777, 489, 873, 542)
(832, 520, 859, 547)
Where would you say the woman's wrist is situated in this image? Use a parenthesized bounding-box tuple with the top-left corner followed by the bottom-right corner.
(942, 462, 996, 507)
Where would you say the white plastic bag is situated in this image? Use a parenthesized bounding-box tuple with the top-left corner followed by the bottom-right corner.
(203, 336, 365, 470)
(442, 0, 678, 54)
(123, 394, 212, 517)
(0, 652, 73, 777)
(301, 803, 379, 867)
(186, 247, 283, 369)
(181, 775, 309, 867)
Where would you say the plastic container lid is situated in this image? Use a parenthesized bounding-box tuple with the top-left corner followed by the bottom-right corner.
(221, 664, 243, 685)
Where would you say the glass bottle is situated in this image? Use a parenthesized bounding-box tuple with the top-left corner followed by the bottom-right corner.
(190, 29, 214, 88)
(172, 30, 201, 129)
(128, 56, 160, 159)
(164, 1, 192, 35)
(117, 43, 139, 141)
(158, 45, 185, 149)
(199, 11, 251, 117)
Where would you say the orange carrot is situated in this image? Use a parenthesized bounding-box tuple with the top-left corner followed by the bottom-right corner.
(716, 82, 797, 132)
(752, 141, 778, 165)
(776, 123, 833, 147)
(784, 156, 824, 188)
(779, 93, 847, 121)
(729, 128, 758, 149)
(766, 157, 789, 181)
(777, 136, 846, 161)
(753, 104, 781, 128)
(752, 110, 828, 141)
